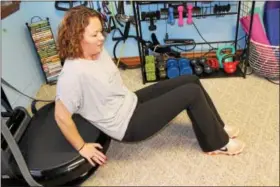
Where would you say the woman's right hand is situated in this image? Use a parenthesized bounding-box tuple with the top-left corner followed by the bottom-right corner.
(79, 143, 107, 166)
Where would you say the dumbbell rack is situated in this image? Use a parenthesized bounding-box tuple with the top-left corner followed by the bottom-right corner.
(132, 1, 255, 84)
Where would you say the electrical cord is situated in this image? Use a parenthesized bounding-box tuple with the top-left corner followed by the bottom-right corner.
(173, 43, 196, 52)
(200, 35, 247, 58)
(1, 78, 54, 103)
(266, 78, 280, 85)
(192, 21, 216, 50)
(192, 22, 248, 59)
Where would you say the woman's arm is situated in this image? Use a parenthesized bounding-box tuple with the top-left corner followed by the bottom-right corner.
(54, 99, 107, 166)
(54, 99, 85, 151)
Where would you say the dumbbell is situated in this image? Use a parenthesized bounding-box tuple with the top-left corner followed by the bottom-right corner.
(214, 4, 231, 14)
(206, 59, 220, 70)
(156, 55, 167, 79)
(145, 55, 156, 81)
(141, 11, 161, 20)
(158, 63, 167, 79)
(190, 59, 203, 75)
(178, 58, 193, 75)
(193, 1, 201, 16)
(214, 4, 224, 14)
(177, 6, 184, 26)
(167, 58, 180, 79)
(224, 4, 231, 12)
(219, 5, 225, 13)
(141, 11, 161, 31)
(193, 6, 201, 17)
(186, 4, 193, 24)
(167, 7, 175, 25)
(214, 4, 220, 14)
(198, 58, 213, 74)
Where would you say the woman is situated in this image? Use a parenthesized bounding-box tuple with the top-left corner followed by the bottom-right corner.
(55, 6, 245, 167)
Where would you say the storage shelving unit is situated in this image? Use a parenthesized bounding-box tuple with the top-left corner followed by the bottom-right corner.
(26, 17, 62, 85)
(132, 1, 255, 84)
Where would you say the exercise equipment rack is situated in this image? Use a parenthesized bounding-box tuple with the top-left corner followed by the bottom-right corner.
(132, 1, 256, 84)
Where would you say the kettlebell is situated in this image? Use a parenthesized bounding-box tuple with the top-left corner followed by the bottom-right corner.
(222, 54, 239, 74)
(167, 58, 179, 78)
(199, 58, 213, 74)
(206, 59, 220, 70)
(216, 45, 235, 68)
(190, 59, 203, 75)
(178, 58, 193, 75)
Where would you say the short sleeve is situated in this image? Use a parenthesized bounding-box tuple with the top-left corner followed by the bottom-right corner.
(56, 72, 82, 114)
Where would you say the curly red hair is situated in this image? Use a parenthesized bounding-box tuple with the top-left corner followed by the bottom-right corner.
(57, 6, 103, 60)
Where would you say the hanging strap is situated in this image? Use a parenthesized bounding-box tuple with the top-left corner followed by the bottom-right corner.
(1, 122, 43, 187)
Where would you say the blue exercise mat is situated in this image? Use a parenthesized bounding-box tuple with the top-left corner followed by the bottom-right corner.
(264, 8, 280, 46)
(263, 1, 280, 46)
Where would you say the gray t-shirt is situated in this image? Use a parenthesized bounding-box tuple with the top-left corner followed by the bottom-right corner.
(55, 49, 138, 140)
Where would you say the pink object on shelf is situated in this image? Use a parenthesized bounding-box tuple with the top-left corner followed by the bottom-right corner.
(187, 4, 193, 24)
(178, 6, 184, 26)
(240, 14, 270, 45)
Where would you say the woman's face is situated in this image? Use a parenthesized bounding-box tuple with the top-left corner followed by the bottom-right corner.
(81, 17, 105, 59)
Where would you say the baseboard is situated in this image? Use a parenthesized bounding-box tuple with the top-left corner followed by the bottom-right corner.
(114, 49, 244, 67)
(113, 56, 141, 67)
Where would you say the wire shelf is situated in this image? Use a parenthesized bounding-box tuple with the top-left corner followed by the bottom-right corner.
(138, 1, 239, 21)
(240, 1, 254, 17)
(133, 1, 255, 84)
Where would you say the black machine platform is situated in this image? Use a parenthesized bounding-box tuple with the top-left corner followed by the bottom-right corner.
(1, 102, 111, 186)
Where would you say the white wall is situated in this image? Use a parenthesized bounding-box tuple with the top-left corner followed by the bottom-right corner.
(2, 2, 45, 109)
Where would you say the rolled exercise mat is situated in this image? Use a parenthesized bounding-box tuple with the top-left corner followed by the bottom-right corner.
(263, 1, 280, 46)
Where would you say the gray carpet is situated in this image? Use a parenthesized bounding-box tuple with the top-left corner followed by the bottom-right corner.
(35, 68, 279, 186)
(81, 69, 279, 186)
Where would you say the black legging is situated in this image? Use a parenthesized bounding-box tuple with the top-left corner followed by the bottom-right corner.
(122, 75, 229, 152)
